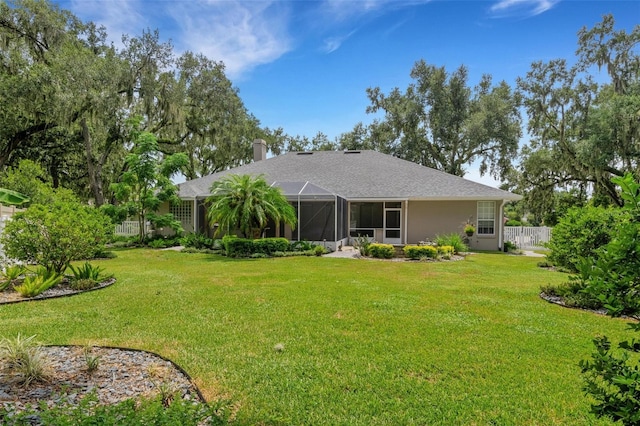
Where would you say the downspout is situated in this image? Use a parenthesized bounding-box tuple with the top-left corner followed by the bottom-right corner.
(193, 198, 197, 234)
(404, 200, 409, 244)
(498, 199, 507, 251)
(334, 194, 338, 246)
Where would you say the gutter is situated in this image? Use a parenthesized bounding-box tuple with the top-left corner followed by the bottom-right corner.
(498, 199, 508, 251)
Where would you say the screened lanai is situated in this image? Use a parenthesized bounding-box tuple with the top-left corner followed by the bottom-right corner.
(269, 181, 348, 247)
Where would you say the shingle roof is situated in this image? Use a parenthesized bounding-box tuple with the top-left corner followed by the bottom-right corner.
(178, 150, 522, 201)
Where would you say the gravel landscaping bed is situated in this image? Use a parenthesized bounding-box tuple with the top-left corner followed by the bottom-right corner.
(0, 345, 203, 414)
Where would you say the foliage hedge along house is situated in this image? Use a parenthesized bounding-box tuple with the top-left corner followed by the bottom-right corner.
(160, 140, 522, 251)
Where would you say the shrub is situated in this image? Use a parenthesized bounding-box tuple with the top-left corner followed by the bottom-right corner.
(223, 236, 253, 257)
(0, 200, 112, 274)
(404, 245, 437, 259)
(14, 273, 62, 298)
(353, 234, 373, 256)
(148, 239, 169, 249)
(180, 233, 216, 250)
(93, 249, 117, 259)
(252, 238, 290, 255)
(546, 205, 621, 272)
(70, 278, 98, 291)
(540, 276, 603, 310)
(369, 243, 395, 259)
(504, 241, 518, 252)
(2, 264, 25, 281)
(437, 245, 455, 257)
(576, 175, 640, 426)
(2, 391, 231, 425)
(314, 245, 326, 256)
(69, 262, 104, 281)
(434, 234, 468, 254)
(580, 329, 640, 426)
(0, 264, 25, 291)
(291, 241, 315, 252)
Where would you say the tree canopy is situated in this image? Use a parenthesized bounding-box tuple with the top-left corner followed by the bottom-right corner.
(339, 60, 522, 180)
(0, 0, 267, 207)
(512, 14, 640, 213)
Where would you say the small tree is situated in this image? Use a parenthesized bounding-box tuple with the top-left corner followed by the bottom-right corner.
(111, 120, 188, 243)
(1, 199, 113, 274)
(206, 175, 296, 239)
(579, 174, 640, 425)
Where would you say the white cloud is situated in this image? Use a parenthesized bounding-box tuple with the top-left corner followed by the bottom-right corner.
(69, 0, 149, 46)
(489, 0, 560, 18)
(167, 1, 292, 79)
(319, 0, 431, 22)
(322, 30, 357, 53)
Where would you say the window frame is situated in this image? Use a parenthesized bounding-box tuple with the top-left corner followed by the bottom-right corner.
(477, 201, 496, 236)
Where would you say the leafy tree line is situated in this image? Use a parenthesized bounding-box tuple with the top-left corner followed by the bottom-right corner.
(1, 0, 638, 226)
(0, 0, 277, 207)
(280, 15, 638, 224)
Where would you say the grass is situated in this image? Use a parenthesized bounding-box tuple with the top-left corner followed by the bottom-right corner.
(0, 249, 631, 425)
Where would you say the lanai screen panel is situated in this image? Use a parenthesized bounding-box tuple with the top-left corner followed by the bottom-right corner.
(274, 181, 340, 242)
(297, 201, 335, 241)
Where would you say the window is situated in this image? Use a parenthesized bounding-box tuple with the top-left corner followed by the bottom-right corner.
(350, 202, 383, 228)
(349, 202, 383, 238)
(170, 201, 193, 231)
(477, 201, 495, 235)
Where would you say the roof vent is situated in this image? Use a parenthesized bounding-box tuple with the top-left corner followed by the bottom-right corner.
(344, 150, 361, 154)
(297, 152, 313, 155)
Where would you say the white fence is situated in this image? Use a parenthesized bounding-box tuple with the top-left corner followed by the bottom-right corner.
(504, 226, 552, 249)
(115, 220, 152, 237)
(0, 205, 26, 262)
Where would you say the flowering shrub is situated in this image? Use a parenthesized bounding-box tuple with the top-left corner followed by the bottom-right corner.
(368, 243, 395, 259)
(403, 245, 437, 259)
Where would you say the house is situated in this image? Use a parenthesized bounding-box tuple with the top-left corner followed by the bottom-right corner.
(160, 140, 522, 251)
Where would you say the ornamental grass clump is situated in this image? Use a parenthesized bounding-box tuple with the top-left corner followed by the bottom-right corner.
(434, 233, 468, 254)
(0, 334, 50, 385)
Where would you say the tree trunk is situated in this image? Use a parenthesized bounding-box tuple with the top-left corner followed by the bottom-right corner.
(82, 118, 105, 206)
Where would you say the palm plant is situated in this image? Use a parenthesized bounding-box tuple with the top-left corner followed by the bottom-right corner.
(206, 175, 296, 239)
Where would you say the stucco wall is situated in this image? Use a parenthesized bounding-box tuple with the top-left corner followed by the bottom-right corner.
(406, 200, 501, 251)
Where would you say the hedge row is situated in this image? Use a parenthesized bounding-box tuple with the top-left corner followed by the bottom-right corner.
(369, 243, 395, 259)
(403, 245, 454, 259)
(222, 236, 293, 257)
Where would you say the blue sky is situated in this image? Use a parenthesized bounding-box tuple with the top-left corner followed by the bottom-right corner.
(55, 0, 639, 186)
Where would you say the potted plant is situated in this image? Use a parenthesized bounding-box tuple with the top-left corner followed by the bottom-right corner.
(464, 223, 475, 237)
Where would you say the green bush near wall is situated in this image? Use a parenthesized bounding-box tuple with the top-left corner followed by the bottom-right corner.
(437, 245, 455, 256)
(369, 243, 395, 259)
(222, 236, 292, 257)
(403, 245, 437, 259)
(252, 238, 290, 255)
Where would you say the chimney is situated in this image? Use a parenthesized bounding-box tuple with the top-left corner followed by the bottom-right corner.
(253, 139, 267, 162)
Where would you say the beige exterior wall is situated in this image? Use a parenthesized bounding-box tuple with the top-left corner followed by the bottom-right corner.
(155, 200, 196, 237)
(406, 200, 502, 251)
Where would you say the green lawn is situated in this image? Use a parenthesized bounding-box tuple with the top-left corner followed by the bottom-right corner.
(0, 249, 631, 425)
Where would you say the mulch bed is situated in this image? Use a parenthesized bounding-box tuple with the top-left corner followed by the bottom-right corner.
(0, 278, 205, 415)
(0, 345, 203, 415)
(0, 278, 116, 305)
